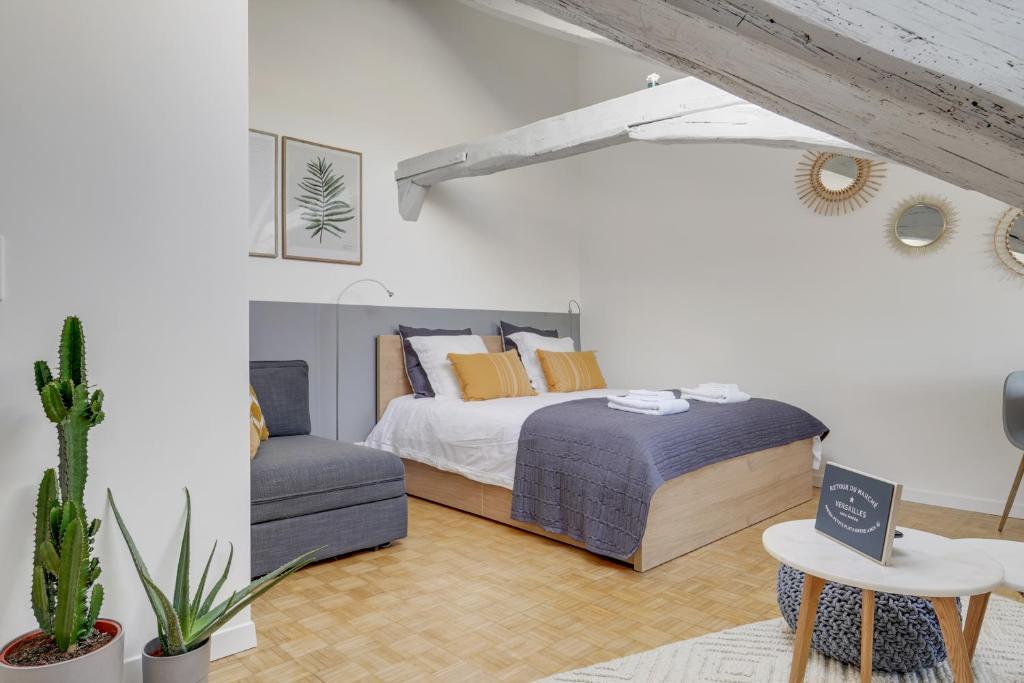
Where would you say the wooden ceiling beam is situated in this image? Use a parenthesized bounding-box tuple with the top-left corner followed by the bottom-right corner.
(516, 0, 1024, 206)
(395, 77, 870, 220)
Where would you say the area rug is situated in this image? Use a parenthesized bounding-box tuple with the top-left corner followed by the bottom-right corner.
(539, 595, 1024, 682)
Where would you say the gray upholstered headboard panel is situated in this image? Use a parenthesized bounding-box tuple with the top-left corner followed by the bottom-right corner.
(249, 301, 579, 443)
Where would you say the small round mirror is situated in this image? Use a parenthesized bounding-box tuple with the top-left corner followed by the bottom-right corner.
(895, 203, 946, 247)
(1009, 214, 1024, 264)
(819, 155, 859, 191)
(796, 152, 884, 215)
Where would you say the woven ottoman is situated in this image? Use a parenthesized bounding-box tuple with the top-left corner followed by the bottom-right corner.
(776, 564, 960, 673)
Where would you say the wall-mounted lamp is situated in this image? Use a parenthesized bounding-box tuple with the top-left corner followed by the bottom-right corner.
(568, 299, 581, 350)
(335, 279, 394, 440)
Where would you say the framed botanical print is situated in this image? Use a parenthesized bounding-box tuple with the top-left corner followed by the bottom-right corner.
(281, 136, 362, 265)
(248, 129, 278, 258)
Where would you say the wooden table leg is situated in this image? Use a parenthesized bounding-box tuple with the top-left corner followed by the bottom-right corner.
(963, 593, 990, 660)
(789, 574, 825, 683)
(932, 597, 974, 683)
(860, 589, 875, 683)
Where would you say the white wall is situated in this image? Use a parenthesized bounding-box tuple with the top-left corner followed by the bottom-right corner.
(0, 1, 253, 677)
(576, 46, 1024, 517)
(248, 0, 583, 312)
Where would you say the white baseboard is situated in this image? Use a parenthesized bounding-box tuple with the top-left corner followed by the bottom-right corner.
(121, 620, 257, 683)
(813, 473, 1024, 519)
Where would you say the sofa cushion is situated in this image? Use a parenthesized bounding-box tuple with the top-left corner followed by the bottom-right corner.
(249, 360, 311, 437)
(251, 435, 405, 524)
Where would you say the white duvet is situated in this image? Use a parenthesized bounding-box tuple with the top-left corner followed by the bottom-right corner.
(364, 389, 619, 489)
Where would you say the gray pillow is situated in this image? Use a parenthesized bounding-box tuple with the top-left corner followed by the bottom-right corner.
(249, 360, 311, 437)
(398, 325, 472, 398)
(499, 321, 558, 354)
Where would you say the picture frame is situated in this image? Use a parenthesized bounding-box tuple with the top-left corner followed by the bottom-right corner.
(814, 463, 903, 565)
(281, 136, 363, 265)
(248, 129, 278, 258)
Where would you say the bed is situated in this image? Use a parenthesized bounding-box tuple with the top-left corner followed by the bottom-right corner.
(368, 334, 819, 571)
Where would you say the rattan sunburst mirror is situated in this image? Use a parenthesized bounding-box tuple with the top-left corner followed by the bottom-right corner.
(994, 206, 1024, 278)
(886, 195, 957, 254)
(795, 152, 886, 215)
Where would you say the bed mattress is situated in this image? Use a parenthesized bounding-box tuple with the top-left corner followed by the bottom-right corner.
(364, 389, 619, 489)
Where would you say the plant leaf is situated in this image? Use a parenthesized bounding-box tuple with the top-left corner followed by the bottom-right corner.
(107, 489, 170, 637)
(141, 574, 186, 656)
(188, 548, 320, 644)
(173, 489, 192, 632)
(190, 541, 217, 622)
(199, 542, 233, 615)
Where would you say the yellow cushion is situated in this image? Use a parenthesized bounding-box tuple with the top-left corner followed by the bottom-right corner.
(447, 350, 537, 401)
(536, 350, 607, 393)
(250, 385, 269, 459)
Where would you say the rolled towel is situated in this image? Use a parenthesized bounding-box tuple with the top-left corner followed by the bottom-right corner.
(609, 395, 671, 410)
(608, 398, 690, 416)
(628, 389, 676, 400)
(697, 383, 739, 394)
(679, 387, 751, 404)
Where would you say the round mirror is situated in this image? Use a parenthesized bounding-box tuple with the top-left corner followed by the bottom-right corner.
(887, 196, 956, 254)
(1009, 214, 1024, 265)
(819, 155, 859, 191)
(895, 203, 946, 247)
(994, 207, 1024, 276)
(795, 152, 885, 215)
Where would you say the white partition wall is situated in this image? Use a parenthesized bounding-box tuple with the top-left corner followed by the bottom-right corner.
(0, 1, 252, 678)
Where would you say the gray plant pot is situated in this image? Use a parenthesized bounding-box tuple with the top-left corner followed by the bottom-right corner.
(141, 637, 210, 683)
(0, 619, 124, 683)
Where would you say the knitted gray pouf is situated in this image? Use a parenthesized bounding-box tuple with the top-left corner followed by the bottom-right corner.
(776, 564, 960, 674)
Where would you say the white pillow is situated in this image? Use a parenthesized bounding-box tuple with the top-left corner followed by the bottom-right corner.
(507, 331, 575, 393)
(406, 334, 487, 399)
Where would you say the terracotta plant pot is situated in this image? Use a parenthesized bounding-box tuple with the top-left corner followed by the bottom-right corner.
(141, 637, 210, 683)
(0, 619, 124, 683)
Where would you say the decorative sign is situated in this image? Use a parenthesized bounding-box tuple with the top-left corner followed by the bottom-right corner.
(815, 463, 903, 565)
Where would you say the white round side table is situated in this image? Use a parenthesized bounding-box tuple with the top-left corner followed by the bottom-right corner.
(763, 520, 1004, 683)
(951, 538, 1024, 661)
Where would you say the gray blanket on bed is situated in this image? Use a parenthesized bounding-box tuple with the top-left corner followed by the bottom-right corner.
(509, 397, 828, 560)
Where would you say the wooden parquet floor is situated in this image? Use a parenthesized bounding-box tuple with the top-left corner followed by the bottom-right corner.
(211, 494, 1024, 682)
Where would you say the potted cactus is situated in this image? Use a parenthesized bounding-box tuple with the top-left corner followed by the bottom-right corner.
(107, 489, 318, 683)
(0, 317, 125, 682)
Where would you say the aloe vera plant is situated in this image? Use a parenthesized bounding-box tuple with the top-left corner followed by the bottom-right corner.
(30, 316, 106, 652)
(107, 489, 319, 655)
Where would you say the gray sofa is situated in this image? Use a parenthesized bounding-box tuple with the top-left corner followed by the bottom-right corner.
(249, 360, 407, 577)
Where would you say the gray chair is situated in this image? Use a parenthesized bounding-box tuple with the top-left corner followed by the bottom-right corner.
(999, 371, 1024, 532)
(249, 360, 408, 576)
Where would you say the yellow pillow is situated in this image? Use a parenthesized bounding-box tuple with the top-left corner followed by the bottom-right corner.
(250, 385, 269, 459)
(536, 350, 607, 393)
(447, 350, 537, 401)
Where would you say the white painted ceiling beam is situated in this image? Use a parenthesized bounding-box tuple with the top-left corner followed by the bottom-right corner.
(514, 0, 1024, 206)
(395, 77, 871, 220)
(455, 0, 627, 52)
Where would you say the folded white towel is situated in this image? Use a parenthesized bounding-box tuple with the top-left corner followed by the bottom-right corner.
(627, 389, 676, 400)
(608, 398, 690, 416)
(609, 395, 671, 410)
(679, 387, 751, 404)
(697, 383, 739, 393)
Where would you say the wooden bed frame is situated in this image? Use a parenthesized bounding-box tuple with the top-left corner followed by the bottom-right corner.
(376, 335, 813, 572)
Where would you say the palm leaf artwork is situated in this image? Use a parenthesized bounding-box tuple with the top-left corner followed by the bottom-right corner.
(296, 156, 354, 243)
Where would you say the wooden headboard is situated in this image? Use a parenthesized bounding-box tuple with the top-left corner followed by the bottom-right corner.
(376, 335, 504, 419)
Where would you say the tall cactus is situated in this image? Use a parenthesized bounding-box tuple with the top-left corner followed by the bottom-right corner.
(30, 317, 105, 652)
